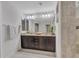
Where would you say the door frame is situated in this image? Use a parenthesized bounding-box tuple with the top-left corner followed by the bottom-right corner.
(55, 1, 61, 58)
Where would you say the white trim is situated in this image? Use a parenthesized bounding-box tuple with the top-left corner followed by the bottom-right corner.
(56, 1, 61, 58)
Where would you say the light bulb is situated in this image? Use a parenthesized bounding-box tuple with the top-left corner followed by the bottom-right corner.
(42, 14, 45, 17)
(47, 14, 51, 17)
(26, 16, 30, 19)
(45, 14, 48, 17)
(30, 16, 32, 19)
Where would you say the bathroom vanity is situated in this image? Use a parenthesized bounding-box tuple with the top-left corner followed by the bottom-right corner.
(21, 34, 56, 52)
(21, 11, 56, 52)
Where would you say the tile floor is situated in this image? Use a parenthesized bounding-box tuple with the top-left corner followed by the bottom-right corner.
(11, 49, 56, 58)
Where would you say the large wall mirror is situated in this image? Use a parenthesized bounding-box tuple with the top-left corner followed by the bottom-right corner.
(21, 11, 56, 35)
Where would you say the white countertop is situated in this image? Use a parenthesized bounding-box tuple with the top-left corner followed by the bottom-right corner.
(21, 33, 55, 37)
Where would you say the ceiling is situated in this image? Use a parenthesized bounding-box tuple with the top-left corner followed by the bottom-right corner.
(8, 1, 58, 14)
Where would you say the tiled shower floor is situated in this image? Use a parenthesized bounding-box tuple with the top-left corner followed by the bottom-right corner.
(11, 49, 56, 58)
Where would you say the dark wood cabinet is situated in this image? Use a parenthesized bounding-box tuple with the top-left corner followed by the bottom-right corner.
(21, 35, 56, 52)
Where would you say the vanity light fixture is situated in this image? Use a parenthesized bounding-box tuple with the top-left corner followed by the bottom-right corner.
(31, 15, 36, 19)
(41, 13, 52, 18)
(26, 15, 36, 19)
(24, 11, 54, 19)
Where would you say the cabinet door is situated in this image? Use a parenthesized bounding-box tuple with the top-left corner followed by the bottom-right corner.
(39, 37, 55, 52)
(21, 36, 29, 48)
(21, 36, 34, 48)
(21, 36, 39, 49)
(39, 37, 48, 51)
(39, 37, 46, 50)
(47, 37, 56, 52)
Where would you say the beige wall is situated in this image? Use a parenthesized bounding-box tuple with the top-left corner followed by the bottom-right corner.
(75, 18, 79, 57)
(60, 1, 76, 57)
